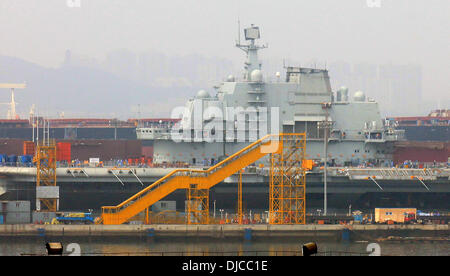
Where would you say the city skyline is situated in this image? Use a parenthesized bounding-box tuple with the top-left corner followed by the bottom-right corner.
(0, 0, 448, 118)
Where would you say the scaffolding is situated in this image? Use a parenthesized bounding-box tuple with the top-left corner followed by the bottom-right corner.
(101, 133, 306, 225)
(186, 184, 209, 224)
(269, 133, 306, 224)
(34, 140, 58, 212)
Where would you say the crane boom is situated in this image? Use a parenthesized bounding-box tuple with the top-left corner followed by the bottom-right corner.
(0, 83, 26, 89)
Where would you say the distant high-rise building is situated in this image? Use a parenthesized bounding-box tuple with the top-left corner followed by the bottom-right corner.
(63, 49, 72, 66)
(329, 62, 422, 116)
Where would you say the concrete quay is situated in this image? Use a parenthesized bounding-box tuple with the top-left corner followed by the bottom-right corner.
(0, 224, 448, 241)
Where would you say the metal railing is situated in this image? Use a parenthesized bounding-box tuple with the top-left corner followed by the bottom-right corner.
(345, 168, 449, 177)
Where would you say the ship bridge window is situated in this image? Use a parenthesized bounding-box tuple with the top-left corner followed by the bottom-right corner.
(369, 132, 382, 139)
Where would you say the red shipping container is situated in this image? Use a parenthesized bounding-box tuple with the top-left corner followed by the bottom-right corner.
(56, 142, 71, 162)
(23, 141, 35, 156)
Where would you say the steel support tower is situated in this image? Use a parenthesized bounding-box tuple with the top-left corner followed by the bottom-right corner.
(35, 140, 58, 212)
(186, 184, 209, 224)
(269, 133, 306, 224)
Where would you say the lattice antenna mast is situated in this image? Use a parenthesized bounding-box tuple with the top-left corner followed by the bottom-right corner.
(235, 25, 267, 79)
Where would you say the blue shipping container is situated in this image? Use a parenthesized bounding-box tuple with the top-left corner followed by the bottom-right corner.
(7, 155, 17, 163)
(27, 155, 33, 162)
(353, 214, 363, 222)
(0, 215, 3, 224)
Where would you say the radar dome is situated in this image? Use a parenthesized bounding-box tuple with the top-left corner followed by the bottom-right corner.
(353, 90, 366, 102)
(250, 69, 263, 82)
(227, 75, 235, 82)
(196, 90, 210, 99)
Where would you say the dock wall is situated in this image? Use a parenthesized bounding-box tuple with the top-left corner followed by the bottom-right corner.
(0, 224, 448, 241)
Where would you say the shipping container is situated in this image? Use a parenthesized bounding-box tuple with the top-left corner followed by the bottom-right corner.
(7, 155, 17, 163)
(152, 201, 176, 213)
(23, 141, 35, 156)
(24, 155, 33, 163)
(0, 201, 31, 213)
(0, 215, 3, 224)
(56, 142, 71, 162)
(5, 212, 31, 224)
(0, 139, 24, 156)
(32, 211, 57, 224)
(375, 208, 417, 224)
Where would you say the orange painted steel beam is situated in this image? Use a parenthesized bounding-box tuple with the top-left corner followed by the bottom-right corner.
(100, 134, 288, 225)
(238, 169, 243, 225)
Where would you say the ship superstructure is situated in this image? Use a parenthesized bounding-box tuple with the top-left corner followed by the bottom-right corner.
(142, 25, 403, 166)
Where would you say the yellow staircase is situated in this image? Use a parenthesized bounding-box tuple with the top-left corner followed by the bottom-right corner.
(101, 134, 285, 225)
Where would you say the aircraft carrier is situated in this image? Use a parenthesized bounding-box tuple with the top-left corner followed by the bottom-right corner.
(139, 25, 403, 168)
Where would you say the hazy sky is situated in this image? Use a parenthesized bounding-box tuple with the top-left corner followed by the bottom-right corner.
(0, 0, 449, 103)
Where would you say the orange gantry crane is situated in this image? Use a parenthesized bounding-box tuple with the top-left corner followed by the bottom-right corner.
(100, 133, 306, 225)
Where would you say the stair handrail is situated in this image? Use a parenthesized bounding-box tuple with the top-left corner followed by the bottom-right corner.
(101, 134, 280, 214)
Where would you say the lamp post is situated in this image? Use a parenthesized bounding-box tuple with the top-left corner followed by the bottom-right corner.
(318, 102, 332, 216)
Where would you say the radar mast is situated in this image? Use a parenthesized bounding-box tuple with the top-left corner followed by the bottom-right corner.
(236, 24, 267, 80)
